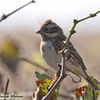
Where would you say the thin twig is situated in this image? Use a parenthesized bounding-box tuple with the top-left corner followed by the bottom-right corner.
(3, 79, 9, 94)
(42, 10, 100, 100)
(19, 58, 48, 72)
(0, 0, 35, 22)
(42, 51, 67, 100)
(93, 89, 96, 100)
(64, 10, 100, 48)
(67, 74, 81, 83)
(3, 79, 9, 100)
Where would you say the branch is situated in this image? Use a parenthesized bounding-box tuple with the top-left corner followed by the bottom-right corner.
(93, 90, 96, 100)
(64, 10, 100, 48)
(3, 79, 9, 100)
(19, 58, 48, 72)
(42, 10, 100, 100)
(42, 51, 68, 100)
(3, 79, 9, 94)
(67, 73, 81, 83)
(0, 0, 35, 22)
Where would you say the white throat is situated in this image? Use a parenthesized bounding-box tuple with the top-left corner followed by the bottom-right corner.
(40, 40, 61, 70)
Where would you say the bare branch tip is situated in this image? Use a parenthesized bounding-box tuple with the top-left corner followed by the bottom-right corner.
(73, 30, 76, 34)
(67, 74, 81, 83)
(74, 19, 78, 24)
(0, 14, 7, 21)
(70, 29, 76, 35)
(7, 78, 9, 82)
(57, 63, 62, 68)
(31, 0, 36, 3)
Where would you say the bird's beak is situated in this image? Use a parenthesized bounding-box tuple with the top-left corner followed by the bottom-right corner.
(36, 30, 42, 34)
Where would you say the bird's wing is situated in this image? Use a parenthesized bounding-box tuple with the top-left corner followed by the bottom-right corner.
(51, 37, 86, 70)
(68, 41, 87, 70)
(51, 38, 64, 53)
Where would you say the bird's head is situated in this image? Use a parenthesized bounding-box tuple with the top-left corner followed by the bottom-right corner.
(36, 19, 64, 39)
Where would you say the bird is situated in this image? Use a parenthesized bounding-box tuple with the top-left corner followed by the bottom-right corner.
(36, 19, 99, 90)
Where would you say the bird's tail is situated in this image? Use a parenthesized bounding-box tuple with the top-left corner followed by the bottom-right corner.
(85, 76, 100, 91)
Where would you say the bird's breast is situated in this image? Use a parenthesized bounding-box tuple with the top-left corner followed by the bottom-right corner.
(40, 40, 61, 70)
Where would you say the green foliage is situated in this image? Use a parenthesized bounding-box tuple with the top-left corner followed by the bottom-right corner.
(35, 71, 60, 99)
(35, 71, 50, 80)
(0, 40, 20, 73)
(0, 40, 19, 61)
(75, 77, 100, 100)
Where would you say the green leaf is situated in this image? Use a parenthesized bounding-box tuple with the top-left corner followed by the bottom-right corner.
(35, 71, 60, 99)
(75, 76, 100, 100)
(35, 71, 50, 80)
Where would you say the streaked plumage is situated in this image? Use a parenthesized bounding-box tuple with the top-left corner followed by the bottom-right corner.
(36, 19, 99, 90)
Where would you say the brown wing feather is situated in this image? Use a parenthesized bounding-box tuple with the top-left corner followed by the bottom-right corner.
(68, 41, 87, 70)
(51, 38, 64, 53)
(51, 38, 87, 70)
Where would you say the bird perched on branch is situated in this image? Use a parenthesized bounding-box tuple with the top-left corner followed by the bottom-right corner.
(36, 19, 99, 90)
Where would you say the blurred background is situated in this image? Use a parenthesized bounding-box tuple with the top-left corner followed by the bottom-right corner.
(0, 0, 100, 100)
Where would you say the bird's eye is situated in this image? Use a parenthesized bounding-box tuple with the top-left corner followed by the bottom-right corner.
(44, 28, 48, 32)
